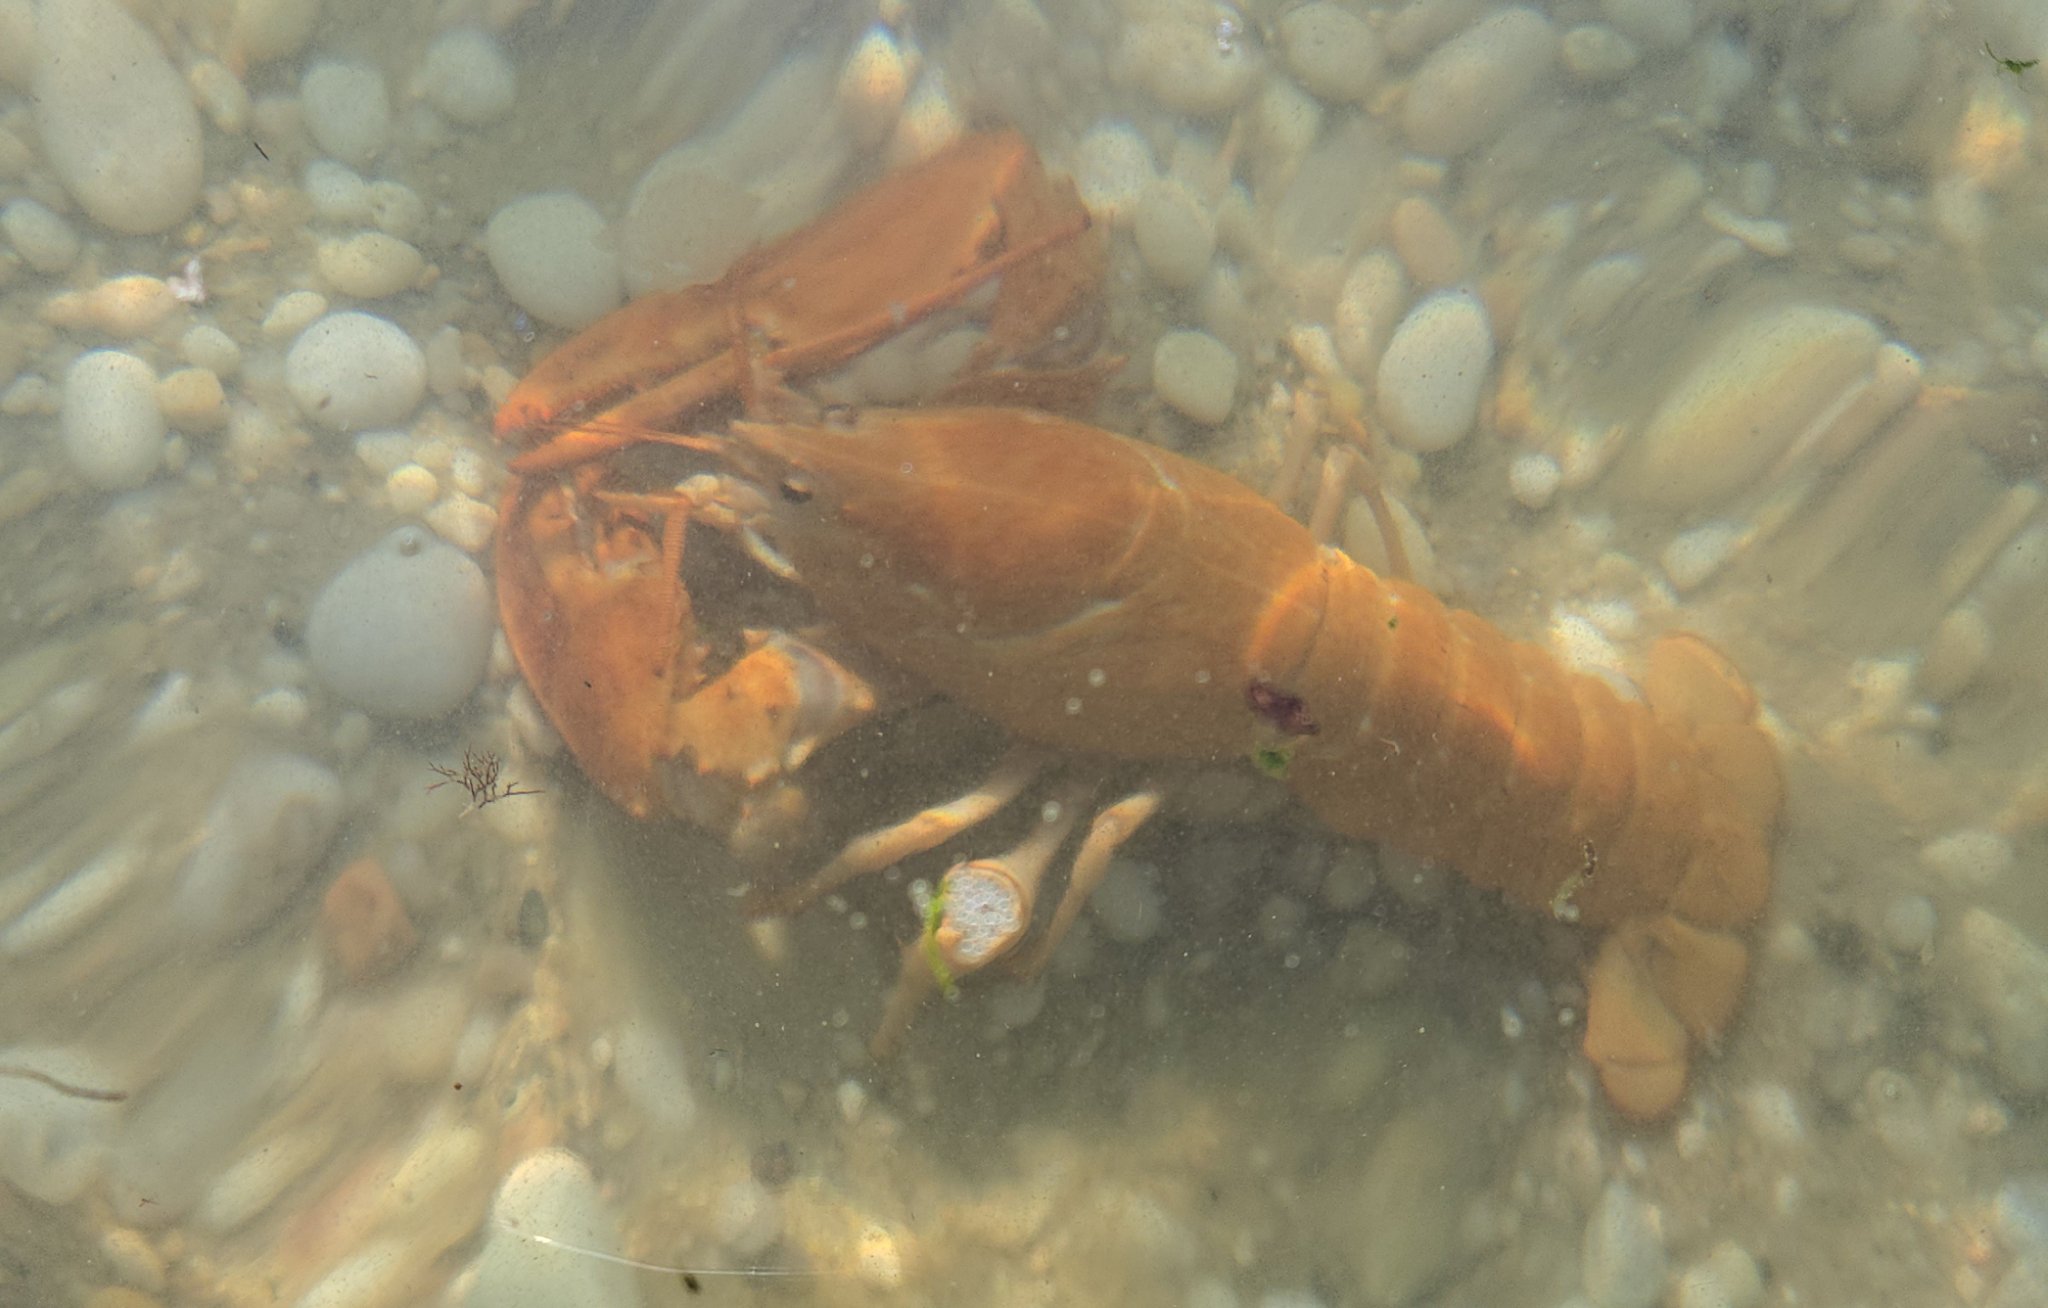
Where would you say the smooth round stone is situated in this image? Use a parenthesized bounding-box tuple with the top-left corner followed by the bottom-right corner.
(419, 28, 516, 126)
(301, 60, 391, 167)
(303, 159, 373, 224)
(617, 146, 760, 295)
(1601, 0, 1694, 50)
(1132, 178, 1216, 290)
(485, 193, 624, 329)
(31, 0, 204, 235)
(61, 350, 166, 491)
(1919, 604, 1991, 701)
(286, 311, 426, 431)
(468, 1150, 642, 1308)
(1508, 451, 1561, 509)
(1072, 121, 1157, 223)
(173, 753, 343, 937)
(316, 231, 424, 299)
(1333, 250, 1407, 378)
(1124, 1, 1262, 117)
(1582, 1181, 1667, 1308)
(2, 198, 81, 274)
(1880, 894, 1936, 957)
(1376, 290, 1494, 453)
(230, 0, 320, 65)
(306, 526, 493, 719)
(1562, 24, 1641, 82)
(1153, 329, 1238, 425)
(1402, 7, 1558, 159)
(1279, 2, 1383, 102)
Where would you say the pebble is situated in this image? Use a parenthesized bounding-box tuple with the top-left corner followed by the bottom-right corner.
(1918, 828, 2014, 888)
(713, 1176, 783, 1256)
(306, 526, 494, 718)
(31, 0, 203, 235)
(286, 311, 427, 431)
(425, 492, 498, 554)
(155, 368, 226, 432)
(485, 193, 624, 329)
(1376, 290, 1494, 453)
(1509, 452, 1562, 509)
(1401, 8, 1558, 159)
(1880, 894, 1936, 957)
(171, 753, 342, 939)
(1601, 0, 1694, 50)
(0, 1046, 121, 1204)
(1122, 0, 1262, 117)
(1621, 303, 1881, 510)
(1279, 2, 1383, 103)
(419, 28, 517, 126)
(316, 232, 425, 299)
(43, 275, 179, 338)
(1581, 1180, 1667, 1308)
(1954, 908, 2048, 1094)
(1919, 604, 1992, 701)
(2, 197, 81, 273)
(1389, 195, 1464, 288)
(1153, 328, 1238, 425)
(837, 24, 909, 147)
(301, 60, 392, 167)
(385, 463, 438, 514)
(1333, 250, 1407, 379)
(304, 159, 373, 224)
(1661, 520, 1744, 592)
(1561, 24, 1641, 82)
(263, 289, 330, 342)
(1346, 1099, 1494, 1304)
(468, 1150, 643, 1308)
(1089, 859, 1165, 943)
(187, 57, 250, 135)
(1133, 178, 1216, 290)
(61, 351, 167, 491)
(1071, 121, 1157, 224)
(321, 857, 418, 984)
(1, 842, 147, 958)
(1672, 1241, 1763, 1308)
(229, 0, 321, 65)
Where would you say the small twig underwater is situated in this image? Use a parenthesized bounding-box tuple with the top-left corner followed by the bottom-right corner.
(427, 749, 542, 815)
(495, 1219, 839, 1279)
(0, 1064, 129, 1102)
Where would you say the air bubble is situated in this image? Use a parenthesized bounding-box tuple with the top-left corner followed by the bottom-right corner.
(1040, 801, 1063, 823)
(1194, 669, 1211, 684)
(1087, 668, 1106, 687)
(1065, 697, 1082, 714)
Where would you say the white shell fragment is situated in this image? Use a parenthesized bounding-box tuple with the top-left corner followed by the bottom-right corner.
(31, 0, 204, 235)
(61, 350, 167, 491)
(1153, 328, 1239, 425)
(306, 526, 494, 719)
(486, 193, 625, 329)
(1376, 290, 1494, 453)
(286, 311, 428, 431)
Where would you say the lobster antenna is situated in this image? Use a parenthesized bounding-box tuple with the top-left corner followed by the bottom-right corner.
(494, 1218, 843, 1278)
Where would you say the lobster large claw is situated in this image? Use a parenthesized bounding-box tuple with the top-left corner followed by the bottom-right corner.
(495, 128, 1107, 471)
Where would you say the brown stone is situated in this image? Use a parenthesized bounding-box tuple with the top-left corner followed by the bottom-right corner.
(320, 857, 417, 984)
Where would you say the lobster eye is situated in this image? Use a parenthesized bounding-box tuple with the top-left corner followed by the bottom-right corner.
(779, 478, 814, 504)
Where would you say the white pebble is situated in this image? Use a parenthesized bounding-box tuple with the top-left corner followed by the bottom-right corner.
(485, 193, 624, 329)
(1333, 250, 1407, 379)
(467, 1150, 643, 1308)
(229, 0, 321, 65)
(31, 0, 203, 235)
(181, 324, 243, 376)
(1090, 860, 1165, 943)
(1955, 908, 2048, 1094)
(837, 24, 909, 147)
(1881, 894, 1936, 957)
(1280, 2, 1383, 103)
(301, 60, 391, 167)
(1561, 24, 1641, 82)
(385, 463, 437, 512)
(1918, 828, 2014, 889)
(306, 526, 493, 718)
(1072, 121, 1157, 224)
(1581, 1180, 1667, 1308)
(1507, 452, 1561, 509)
(367, 179, 427, 240)
(1661, 521, 1743, 592)
(187, 57, 250, 134)
(172, 754, 342, 937)
(61, 351, 166, 491)
(1133, 178, 1216, 290)
(262, 289, 330, 341)
(2, 198, 81, 274)
(713, 1177, 783, 1257)
(316, 231, 424, 299)
(1376, 290, 1494, 453)
(1123, 1, 1262, 117)
(0, 842, 146, 958)
(286, 311, 426, 431)
(1153, 328, 1238, 425)
(1673, 1241, 1762, 1308)
(425, 492, 497, 554)
(303, 158, 373, 224)
(1402, 8, 1558, 159)
(419, 28, 516, 126)
(1919, 604, 1991, 701)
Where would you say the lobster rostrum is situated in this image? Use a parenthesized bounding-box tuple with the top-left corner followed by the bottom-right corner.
(492, 131, 1783, 1121)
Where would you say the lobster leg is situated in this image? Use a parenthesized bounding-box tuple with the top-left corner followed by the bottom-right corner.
(744, 746, 1044, 917)
(1014, 787, 1164, 976)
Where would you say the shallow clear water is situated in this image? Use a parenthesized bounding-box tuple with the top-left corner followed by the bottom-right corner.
(4, 1, 2048, 1306)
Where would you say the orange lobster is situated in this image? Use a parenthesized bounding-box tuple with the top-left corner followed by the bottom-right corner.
(492, 134, 1782, 1121)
